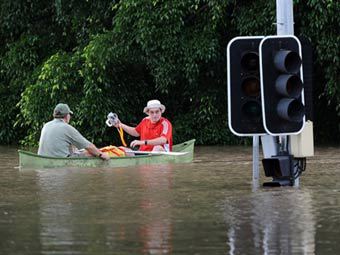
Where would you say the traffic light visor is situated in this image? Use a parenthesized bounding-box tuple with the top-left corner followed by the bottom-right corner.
(275, 74, 303, 98)
(277, 98, 305, 122)
(274, 50, 301, 73)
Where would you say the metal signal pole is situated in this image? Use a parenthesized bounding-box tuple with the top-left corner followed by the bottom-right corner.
(276, 0, 294, 35)
(276, 0, 300, 186)
(254, 0, 296, 187)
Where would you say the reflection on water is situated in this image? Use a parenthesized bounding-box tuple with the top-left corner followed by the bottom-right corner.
(0, 145, 340, 254)
(138, 165, 173, 254)
(224, 190, 316, 254)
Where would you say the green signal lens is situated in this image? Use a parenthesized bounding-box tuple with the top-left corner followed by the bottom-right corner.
(242, 101, 262, 119)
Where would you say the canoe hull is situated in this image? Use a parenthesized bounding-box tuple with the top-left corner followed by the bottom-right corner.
(18, 139, 195, 170)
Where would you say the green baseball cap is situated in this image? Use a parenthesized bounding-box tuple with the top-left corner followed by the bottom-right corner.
(53, 103, 73, 118)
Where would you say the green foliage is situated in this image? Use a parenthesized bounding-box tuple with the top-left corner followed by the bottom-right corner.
(113, 0, 229, 91)
(18, 32, 154, 146)
(297, 0, 340, 101)
(0, 35, 40, 143)
(53, 0, 115, 47)
(18, 51, 84, 146)
(78, 31, 153, 144)
(111, 0, 234, 144)
(173, 91, 240, 145)
(0, 0, 339, 146)
(296, 0, 340, 143)
(232, 0, 276, 36)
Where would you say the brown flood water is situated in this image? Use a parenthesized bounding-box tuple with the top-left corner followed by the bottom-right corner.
(0, 145, 340, 254)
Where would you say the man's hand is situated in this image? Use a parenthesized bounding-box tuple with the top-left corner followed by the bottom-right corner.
(130, 140, 144, 148)
(100, 152, 110, 160)
(113, 120, 121, 128)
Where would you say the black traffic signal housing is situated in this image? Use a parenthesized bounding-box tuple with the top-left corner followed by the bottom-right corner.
(227, 36, 266, 136)
(262, 154, 294, 187)
(259, 35, 305, 135)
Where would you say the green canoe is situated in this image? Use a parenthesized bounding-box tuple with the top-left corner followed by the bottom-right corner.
(18, 139, 195, 170)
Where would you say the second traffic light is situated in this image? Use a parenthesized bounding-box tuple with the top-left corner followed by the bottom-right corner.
(227, 36, 266, 136)
(260, 35, 305, 135)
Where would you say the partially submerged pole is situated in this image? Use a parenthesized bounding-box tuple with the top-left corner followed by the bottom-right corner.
(276, 0, 300, 186)
(252, 135, 260, 188)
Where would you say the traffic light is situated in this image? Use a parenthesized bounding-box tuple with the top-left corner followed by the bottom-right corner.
(259, 35, 305, 135)
(262, 155, 294, 187)
(227, 36, 266, 136)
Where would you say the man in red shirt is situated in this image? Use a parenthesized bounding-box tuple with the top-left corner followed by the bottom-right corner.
(115, 100, 173, 151)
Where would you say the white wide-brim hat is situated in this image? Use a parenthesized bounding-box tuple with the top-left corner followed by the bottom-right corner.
(143, 99, 166, 114)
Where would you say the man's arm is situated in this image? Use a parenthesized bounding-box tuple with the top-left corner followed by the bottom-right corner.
(130, 136, 167, 148)
(85, 143, 110, 160)
(117, 123, 140, 137)
(67, 125, 110, 160)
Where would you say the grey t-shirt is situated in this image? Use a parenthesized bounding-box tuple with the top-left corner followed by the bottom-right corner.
(38, 119, 91, 157)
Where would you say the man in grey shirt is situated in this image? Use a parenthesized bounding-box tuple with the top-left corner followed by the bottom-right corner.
(38, 103, 109, 160)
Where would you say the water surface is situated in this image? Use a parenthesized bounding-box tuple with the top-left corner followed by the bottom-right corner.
(0, 145, 340, 254)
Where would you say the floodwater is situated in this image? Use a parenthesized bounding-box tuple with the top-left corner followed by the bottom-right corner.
(0, 145, 340, 255)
